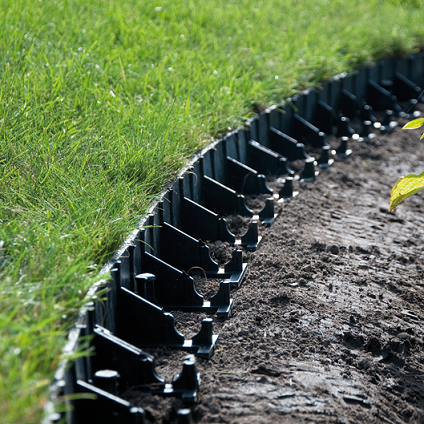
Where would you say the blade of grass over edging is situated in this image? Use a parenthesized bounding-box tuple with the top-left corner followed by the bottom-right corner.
(1, 0, 424, 422)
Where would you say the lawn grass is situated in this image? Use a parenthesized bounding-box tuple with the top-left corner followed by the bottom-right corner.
(1, 0, 424, 422)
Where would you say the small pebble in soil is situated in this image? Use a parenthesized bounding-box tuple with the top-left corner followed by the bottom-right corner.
(398, 332, 410, 340)
(328, 244, 339, 255)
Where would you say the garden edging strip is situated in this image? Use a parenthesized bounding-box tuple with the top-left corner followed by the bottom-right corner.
(44, 52, 424, 423)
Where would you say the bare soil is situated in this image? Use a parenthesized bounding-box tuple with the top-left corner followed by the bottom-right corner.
(124, 115, 424, 423)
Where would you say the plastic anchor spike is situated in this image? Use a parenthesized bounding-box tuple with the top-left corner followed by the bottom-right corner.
(379, 110, 398, 134)
(224, 249, 243, 272)
(93, 370, 120, 395)
(317, 145, 334, 169)
(401, 99, 421, 120)
(335, 137, 352, 159)
(258, 197, 276, 225)
(192, 318, 214, 347)
(336, 116, 355, 138)
(209, 282, 234, 317)
(177, 409, 193, 424)
(223, 249, 248, 287)
(134, 273, 158, 305)
(358, 120, 375, 143)
(278, 176, 298, 200)
(236, 220, 262, 252)
(300, 157, 318, 182)
(172, 355, 200, 403)
(359, 104, 377, 123)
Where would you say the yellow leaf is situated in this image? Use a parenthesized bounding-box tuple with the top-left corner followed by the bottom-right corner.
(389, 171, 424, 211)
(402, 118, 424, 130)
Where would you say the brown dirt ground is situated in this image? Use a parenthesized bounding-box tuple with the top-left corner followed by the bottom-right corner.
(124, 111, 424, 424)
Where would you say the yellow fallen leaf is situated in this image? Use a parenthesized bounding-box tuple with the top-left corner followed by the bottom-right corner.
(402, 118, 424, 130)
(390, 171, 424, 211)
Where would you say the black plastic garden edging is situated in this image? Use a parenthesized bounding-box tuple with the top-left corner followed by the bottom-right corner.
(43, 52, 424, 424)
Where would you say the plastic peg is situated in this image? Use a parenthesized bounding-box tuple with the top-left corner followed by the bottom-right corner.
(191, 318, 214, 346)
(358, 121, 375, 143)
(85, 302, 95, 336)
(259, 197, 275, 224)
(402, 99, 421, 120)
(172, 355, 200, 403)
(177, 409, 193, 424)
(359, 104, 377, 123)
(300, 157, 318, 182)
(336, 116, 355, 138)
(380, 110, 397, 134)
(382, 110, 394, 126)
(240, 220, 259, 251)
(336, 137, 352, 158)
(317, 145, 334, 168)
(130, 407, 148, 424)
(279, 176, 294, 199)
(134, 273, 158, 305)
(93, 369, 120, 395)
(138, 356, 166, 386)
(224, 249, 243, 273)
